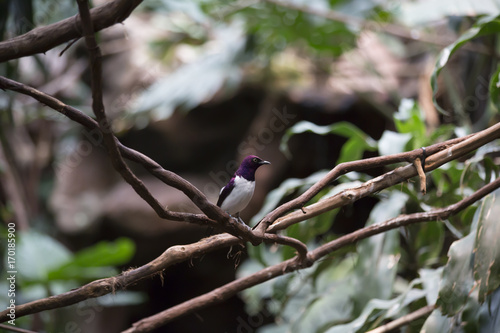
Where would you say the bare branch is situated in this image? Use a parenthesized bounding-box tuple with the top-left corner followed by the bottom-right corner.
(1, 73, 498, 326)
(0, 323, 39, 333)
(0, 0, 143, 62)
(123, 176, 500, 332)
(0, 234, 240, 322)
(75, 0, 208, 231)
(260, 124, 500, 233)
(414, 157, 427, 194)
(0, 76, 258, 238)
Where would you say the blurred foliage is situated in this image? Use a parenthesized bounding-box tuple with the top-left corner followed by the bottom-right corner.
(431, 14, 500, 115)
(0, 230, 141, 327)
(242, 92, 500, 332)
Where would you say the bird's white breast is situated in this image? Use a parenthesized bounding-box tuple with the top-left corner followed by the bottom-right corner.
(220, 176, 255, 215)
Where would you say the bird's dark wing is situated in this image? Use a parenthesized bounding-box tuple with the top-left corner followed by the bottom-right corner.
(217, 177, 235, 207)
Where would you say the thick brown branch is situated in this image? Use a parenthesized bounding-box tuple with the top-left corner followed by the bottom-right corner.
(0, 76, 234, 228)
(123, 176, 500, 332)
(76, 0, 189, 229)
(260, 123, 500, 233)
(0, 0, 143, 62)
(0, 234, 240, 322)
(0, 323, 39, 333)
(255, 135, 471, 234)
(310, 175, 500, 260)
(0, 75, 262, 241)
(262, 234, 310, 263)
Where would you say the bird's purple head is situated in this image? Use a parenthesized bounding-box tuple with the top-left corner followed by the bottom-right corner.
(235, 155, 271, 181)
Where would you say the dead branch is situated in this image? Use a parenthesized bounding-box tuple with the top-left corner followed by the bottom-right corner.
(366, 304, 435, 333)
(0, 323, 39, 333)
(0, 0, 143, 62)
(0, 75, 262, 242)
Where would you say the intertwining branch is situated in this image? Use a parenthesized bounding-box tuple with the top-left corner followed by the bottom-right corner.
(1, 1, 500, 332)
(2, 68, 500, 328)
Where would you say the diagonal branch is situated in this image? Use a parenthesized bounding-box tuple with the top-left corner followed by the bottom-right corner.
(0, 0, 143, 62)
(1, 78, 500, 330)
(257, 122, 500, 234)
(0, 75, 498, 323)
(74, 0, 217, 230)
(0, 234, 240, 322)
(0, 75, 259, 239)
(123, 175, 500, 332)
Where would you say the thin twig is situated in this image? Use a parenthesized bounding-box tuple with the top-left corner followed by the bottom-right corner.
(1, 76, 500, 329)
(0, 324, 39, 333)
(366, 304, 435, 333)
(0, 234, 240, 322)
(260, 123, 500, 233)
(262, 234, 310, 264)
(262, 0, 491, 54)
(0, 75, 259, 241)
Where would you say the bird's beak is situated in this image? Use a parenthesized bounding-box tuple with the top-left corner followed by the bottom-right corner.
(260, 160, 271, 165)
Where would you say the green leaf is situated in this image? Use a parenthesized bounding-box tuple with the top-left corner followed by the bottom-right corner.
(473, 188, 500, 302)
(291, 279, 354, 333)
(431, 15, 500, 113)
(434, 193, 497, 316)
(399, 0, 500, 26)
(378, 130, 412, 155)
(324, 280, 426, 333)
(69, 237, 135, 267)
(437, 231, 475, 315)
(415, 221, 445, 266)
(16, 231, 73, 283)
(352, 191, 407, 305)
(242, 1, 356, 56)
(48, 238, 135, 281)
(393, 99, 427, 149)
(280, 121, 376, 162)
(489, 63, 500, 112)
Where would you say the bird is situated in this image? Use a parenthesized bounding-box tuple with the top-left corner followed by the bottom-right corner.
(217, 155, 270, 223)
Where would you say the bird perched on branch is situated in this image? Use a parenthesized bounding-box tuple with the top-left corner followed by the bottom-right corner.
(217, 155, 270, 223)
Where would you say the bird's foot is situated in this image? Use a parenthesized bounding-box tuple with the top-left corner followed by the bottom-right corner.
(228, 213, 245, 225)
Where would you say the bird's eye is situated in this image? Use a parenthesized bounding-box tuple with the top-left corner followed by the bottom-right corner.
(252, 158, 258, 163)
